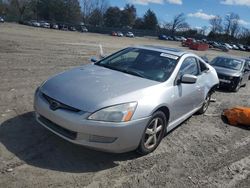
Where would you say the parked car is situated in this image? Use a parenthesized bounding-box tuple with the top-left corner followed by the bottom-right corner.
(117, 31, 123, 37)
(208, 41, 229, 52)
(126, 31, 134, 37)
(218, 44, 229, 52)
(173, 36, 182, 41)
(39, 21, 50, 28)
(231, 44, 239, 50)
(69, 26, 76, 31)
(210, 56, 250, 92)
(244, 45, 250, 52)
(111, 31, 117, 36)
(31, 20, 40, 27)
(182, 38, 196, 47)
(207, 41, 218, 48)
(167, 36, 174, 41)
(0, 16, 4, 23)
(58, 24, 68, 31)
(180, 36, 187, 41)
(237, 44, 246, 51)
(224, 43, 233, 49)
(80, 26, 88, 32)
(50, 23, 59, 29)
(34, 46, 219, 154)
(158, 34, 168, 40)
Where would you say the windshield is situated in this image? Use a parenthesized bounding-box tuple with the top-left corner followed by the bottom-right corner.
(210, 57, 243, 71)
(95, 48, 178, 82)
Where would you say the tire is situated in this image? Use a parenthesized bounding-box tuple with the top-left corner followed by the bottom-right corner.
(137, 111, 166, 155)
(233, 80, 241, 92)
(197, 92, 211, 114)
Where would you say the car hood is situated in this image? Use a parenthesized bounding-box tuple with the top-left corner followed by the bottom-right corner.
(212, 66, 241, 77)
(40, 64, 159, 112)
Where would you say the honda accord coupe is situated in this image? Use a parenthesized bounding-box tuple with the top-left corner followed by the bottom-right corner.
(34, 46, 219, 154)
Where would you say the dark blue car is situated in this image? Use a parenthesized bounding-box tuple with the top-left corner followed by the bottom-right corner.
(158, 34, 168, 40)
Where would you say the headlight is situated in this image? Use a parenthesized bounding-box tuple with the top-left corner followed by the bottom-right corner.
(88, 102, 137, 122)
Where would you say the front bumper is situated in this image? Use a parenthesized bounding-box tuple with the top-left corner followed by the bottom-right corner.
(34, 90, 150, 153)
(218, 75, 240, 90)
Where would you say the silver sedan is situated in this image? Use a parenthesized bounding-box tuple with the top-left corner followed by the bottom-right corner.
(34, 46, 219, 154)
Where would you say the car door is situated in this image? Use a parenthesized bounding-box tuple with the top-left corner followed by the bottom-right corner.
(172, 56, 204, 120)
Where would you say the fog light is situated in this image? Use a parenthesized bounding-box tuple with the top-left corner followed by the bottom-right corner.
(89, 135, 117, 143)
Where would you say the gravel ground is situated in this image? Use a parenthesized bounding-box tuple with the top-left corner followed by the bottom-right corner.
(0, 23, 250, 188)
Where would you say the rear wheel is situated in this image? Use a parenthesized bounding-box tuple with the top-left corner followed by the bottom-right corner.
(137, 111, 166, 155)
(197, 92, 211, 114)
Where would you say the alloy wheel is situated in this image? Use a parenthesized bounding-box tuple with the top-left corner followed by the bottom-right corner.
(144, 117, 164, 150)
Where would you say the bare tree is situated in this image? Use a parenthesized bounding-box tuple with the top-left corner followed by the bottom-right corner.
(81, 0, 108, 24)
(81, 0, 93, 24)
(209, 16, 223, 33)
(93, 0, 108, 14)
(9, 0, 31, 21)
(239, 27, 250, 38)
(165, 13, 189, 34)
(0, 0, 8, 15)
(200, 26, 208, 35)
(224, 12, 240, 37)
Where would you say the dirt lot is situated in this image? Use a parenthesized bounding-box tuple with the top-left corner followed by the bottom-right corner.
(0, 23, 250, 188)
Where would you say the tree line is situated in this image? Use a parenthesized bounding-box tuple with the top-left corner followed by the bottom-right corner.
(0, 0, 249, 44)
(208, 13, 250, 44)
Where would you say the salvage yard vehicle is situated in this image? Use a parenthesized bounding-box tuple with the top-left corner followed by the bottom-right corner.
(210, 56, 250, 92)
(31, 20, 40, 27)
(111, 31, 117, 36)
(126, 31, 134, 37)
(80, 26, 88, 32)
(117, 31, 123, 37)
(0, 16, 4, 23)
(50, 23, 59, 29)
(39, 21, 50, 28)
(158, 34, 168, 40)
(34, 46, 219, 154)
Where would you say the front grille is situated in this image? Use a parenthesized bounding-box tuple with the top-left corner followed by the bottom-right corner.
(38, 115, 77, 140)
(42, 93, 80, 112)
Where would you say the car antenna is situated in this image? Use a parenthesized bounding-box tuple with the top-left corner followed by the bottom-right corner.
(99, 44, 104, 59)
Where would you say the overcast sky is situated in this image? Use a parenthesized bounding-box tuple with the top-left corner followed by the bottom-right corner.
(108, 0, 250, 29)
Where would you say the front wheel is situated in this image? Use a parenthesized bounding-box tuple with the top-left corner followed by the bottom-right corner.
(233, 80, 241, 92)
(197, 92, 211, 114)
(137, 111, 166, 155)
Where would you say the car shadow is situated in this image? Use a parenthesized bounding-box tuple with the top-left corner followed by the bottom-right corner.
(215, 88, 234, 93)
(0, 112, 141, 173)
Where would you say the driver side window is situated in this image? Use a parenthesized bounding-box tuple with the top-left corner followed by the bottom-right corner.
(178, 57, 199, 77)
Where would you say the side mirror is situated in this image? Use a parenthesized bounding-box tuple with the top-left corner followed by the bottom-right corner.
(90, 57, 98, 63)
(245, 67, 250, 72)
(181, 74, 197, 84)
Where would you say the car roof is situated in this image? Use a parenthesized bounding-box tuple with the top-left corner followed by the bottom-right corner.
(135, 45, 187, 57)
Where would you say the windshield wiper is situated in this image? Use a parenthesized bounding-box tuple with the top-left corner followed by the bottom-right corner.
(97, 64, 145, 78)
(119, 69, 145, 78)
